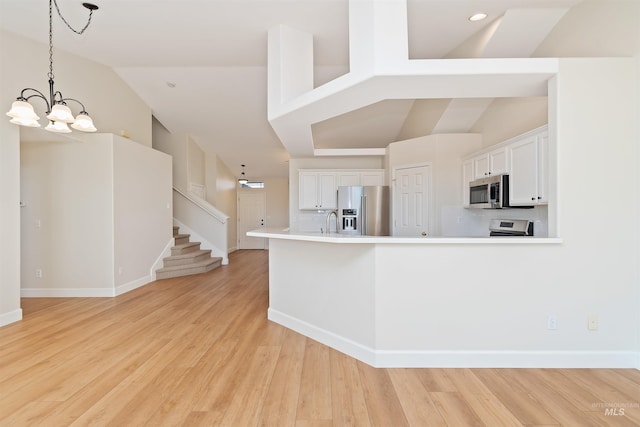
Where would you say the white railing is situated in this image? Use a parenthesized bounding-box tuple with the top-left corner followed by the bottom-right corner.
(172, 187, 230, 264)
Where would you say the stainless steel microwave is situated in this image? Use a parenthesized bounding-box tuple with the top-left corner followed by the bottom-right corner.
(468, 174, 509, 209)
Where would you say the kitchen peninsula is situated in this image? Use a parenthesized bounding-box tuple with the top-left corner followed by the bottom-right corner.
(248, 228, 574, 368)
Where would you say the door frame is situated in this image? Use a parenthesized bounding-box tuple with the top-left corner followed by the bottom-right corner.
(391, 162, 433, 237)
(237, 191, 267, 249)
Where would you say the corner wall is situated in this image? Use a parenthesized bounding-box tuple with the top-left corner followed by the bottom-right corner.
(20, 133, 172, 296)
(20, 135, 114, 295)
(113, 136, 173, 290)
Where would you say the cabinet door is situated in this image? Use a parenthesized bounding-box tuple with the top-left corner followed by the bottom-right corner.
(318, 173, 337, 209)
(473, 154, 490, 179)
(337, 172, 360, 187)
(361, 171, 384, 186)
(508, 136, 539, 205)
(299, 172, 320, 209)
(489, 147, 508, 175)
(537, 133, 549, 204)
(462, 160, 473, 207)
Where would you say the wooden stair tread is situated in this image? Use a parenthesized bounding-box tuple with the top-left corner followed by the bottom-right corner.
(173, 242, 200, 250)
(164, 249, 211, 261)
(156, 257, 222, 273)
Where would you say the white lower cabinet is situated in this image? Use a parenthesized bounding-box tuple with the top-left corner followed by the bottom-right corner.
(508, 129, 548, 206)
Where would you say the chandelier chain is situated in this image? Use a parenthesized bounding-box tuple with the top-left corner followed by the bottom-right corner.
(48, 0, 54, 79)
(53, 0, 95, 35)
(47, 0, 96, 81)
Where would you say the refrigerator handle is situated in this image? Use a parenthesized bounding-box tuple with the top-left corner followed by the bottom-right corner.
(361, 194, 367, 236)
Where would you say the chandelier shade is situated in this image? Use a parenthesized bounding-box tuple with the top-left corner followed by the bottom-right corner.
(5, 0, 99, 133)
(45, 120, 72, 133)
(9, 117, 42, 128)
(6, 100, 40, 121)
(70, 112, 97, 132)
(47, 104, 75, 123)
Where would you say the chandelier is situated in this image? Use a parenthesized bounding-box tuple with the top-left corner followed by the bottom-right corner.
(6, 0, 99, 133)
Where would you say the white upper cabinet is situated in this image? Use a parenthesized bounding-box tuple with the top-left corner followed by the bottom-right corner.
(508, 127, 548, 206)
(462, 125, 549, 207)
(472, 147, 508, 179)
(299, 171, 337, 210)
(299, 169, 385, 210)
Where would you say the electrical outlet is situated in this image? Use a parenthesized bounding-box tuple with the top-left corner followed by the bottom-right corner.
(547, 315, 557, 330)
(35, 269, 42, 278)
(588, 315, 599, 331)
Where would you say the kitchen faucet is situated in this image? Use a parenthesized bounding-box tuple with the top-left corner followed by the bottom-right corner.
(325, 210, 338, 234)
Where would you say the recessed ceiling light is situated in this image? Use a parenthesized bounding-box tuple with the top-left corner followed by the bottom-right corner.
(469, 12, 488, 22)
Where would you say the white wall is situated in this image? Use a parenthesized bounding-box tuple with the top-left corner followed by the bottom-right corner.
(113, 136, 173, 289)
(215, 158, 238, 252)
(269, 59, 638, 368)
(470, 97, 548, 147)
(262, 177, 289, 228)
(20, 133, 172, 296)
(1, 30, 152, 145)
(387, 133, 481, 236)
(20, 134, 114, 294)
(152, 118, 188, 193)
(395, 99, 452, 141)
(188, 137, 206, 190)
(0, 30, 153, 324)
(0, 121, 22, 326)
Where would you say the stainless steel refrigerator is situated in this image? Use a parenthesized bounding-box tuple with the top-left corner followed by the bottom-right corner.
(337, 186, 390, 236)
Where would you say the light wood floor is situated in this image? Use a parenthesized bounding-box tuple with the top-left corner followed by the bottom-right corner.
(1, 250, 638, 426)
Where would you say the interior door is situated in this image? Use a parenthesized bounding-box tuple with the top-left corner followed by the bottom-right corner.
(238, 192, 266, 249)
(393, 165, 430, 237)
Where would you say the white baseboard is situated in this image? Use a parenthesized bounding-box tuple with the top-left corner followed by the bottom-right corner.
(151, 238, 174, 279)
(268, 309, 377, 366)
(268, 308, 640, 369)
(21, 288, 115, 297)
(115, 275, 153, 296)
(0, 309, 23, 327)
(21, 274, 154, 298)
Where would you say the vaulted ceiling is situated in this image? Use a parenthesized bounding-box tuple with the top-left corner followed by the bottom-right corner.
(0, 0, 594, 179)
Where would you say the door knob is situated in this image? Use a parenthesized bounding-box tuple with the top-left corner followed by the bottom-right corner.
(421, 231, 427, 237)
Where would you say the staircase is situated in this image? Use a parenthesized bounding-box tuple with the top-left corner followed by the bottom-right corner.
(156, 226, 223, 280)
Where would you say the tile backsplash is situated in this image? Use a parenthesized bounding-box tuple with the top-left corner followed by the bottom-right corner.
(440, 205, 548, 237)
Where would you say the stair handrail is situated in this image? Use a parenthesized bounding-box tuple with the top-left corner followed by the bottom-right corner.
(172, 186, 230, 224)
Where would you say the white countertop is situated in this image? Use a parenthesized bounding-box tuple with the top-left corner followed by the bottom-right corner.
(247, 228, 562, 244)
